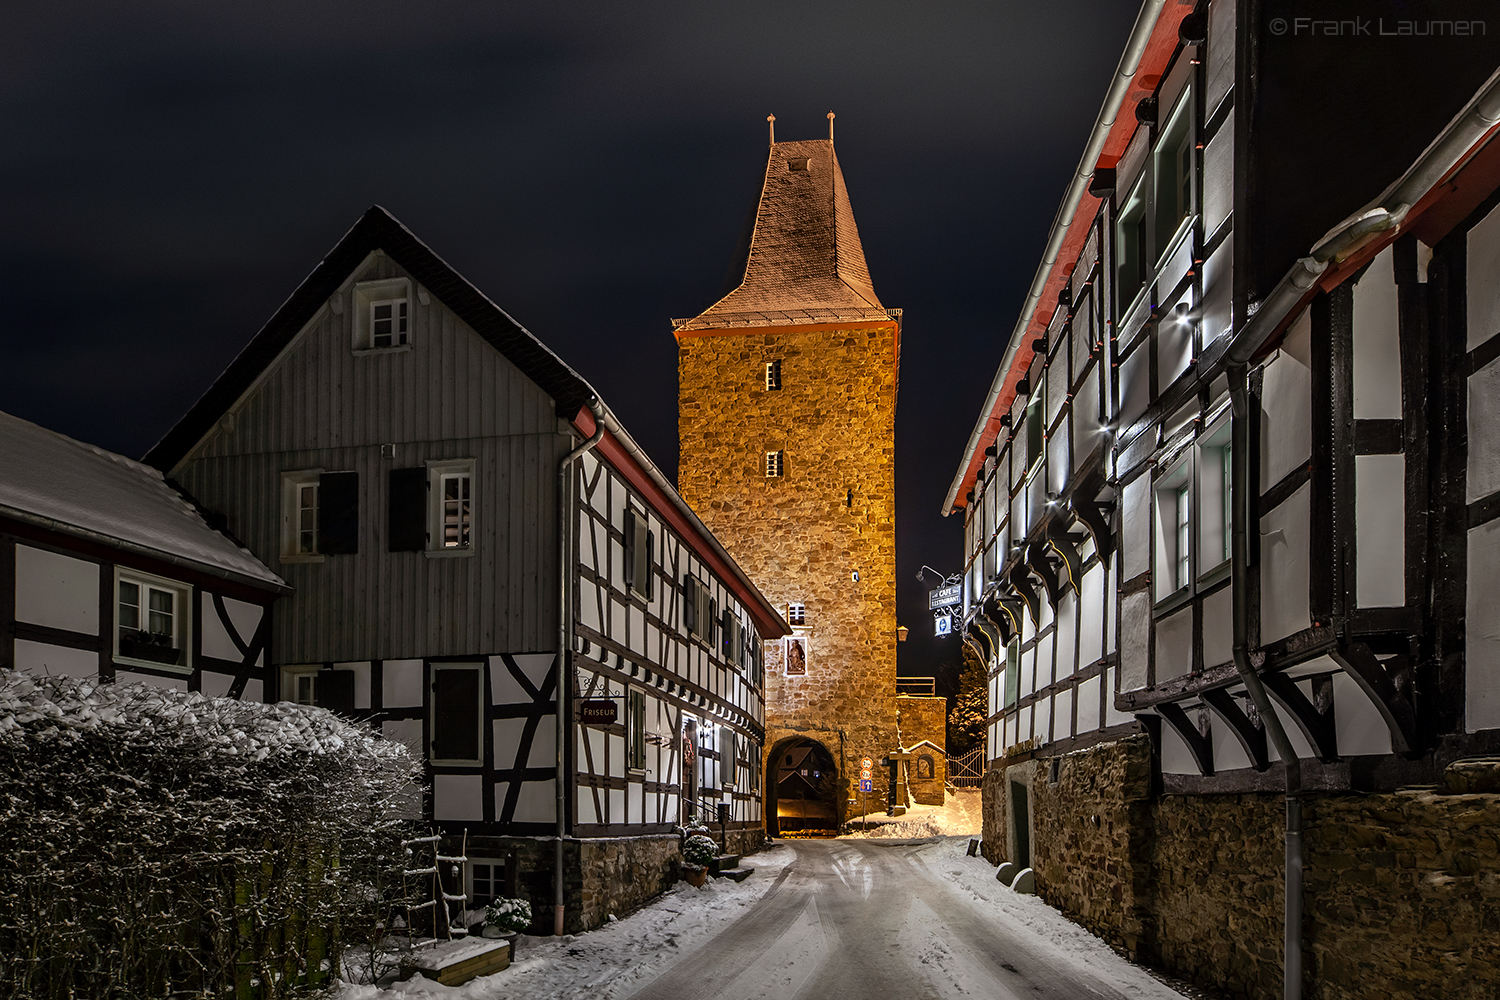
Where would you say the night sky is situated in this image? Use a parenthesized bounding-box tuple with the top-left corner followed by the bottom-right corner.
(1, 1, 1138, 689)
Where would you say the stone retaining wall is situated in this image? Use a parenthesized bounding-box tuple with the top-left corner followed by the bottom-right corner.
(979, 737, 1500, 999)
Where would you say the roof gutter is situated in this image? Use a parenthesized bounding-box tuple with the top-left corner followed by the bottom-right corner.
(1229, 64, 1500, 367)
(942, 0, 1168, 517)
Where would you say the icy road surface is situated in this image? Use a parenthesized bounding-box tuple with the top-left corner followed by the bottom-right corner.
(341, 836, 1186, 1000)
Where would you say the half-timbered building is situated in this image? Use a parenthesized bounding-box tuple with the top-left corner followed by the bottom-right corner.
(146, 207, 786, 933)
(0, 408, 284, 696)
(946, 2, 1500, 996)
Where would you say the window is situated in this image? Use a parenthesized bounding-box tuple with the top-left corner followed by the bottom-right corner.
(468, 859, 509, 908)
(282, 665, 319, 706)
(682, 576, 712, 641)
(440, 472, 472, 548)
(720, 729, 737, 786)
(430, 663, 483, 764)
(1153, 460, 1193, 602)
(1154, 90, 1195, 258)
(1220, 441, 1233, 565)
(1115, 175, 1148, 311)
(282, 470, 359, 559)
(788, 602, 806, 627)
(765, 360, 782, 390)
(626, 688, 647, 771)
(1175, 484, 1191, 590)
(352, 277, 413, 352)
(1025, 394, 1045, 472)
(115, 569, 190, 670)
(765, 450, 784, 477)
(625, 508, 654, 600)
(278, 664, 353, 712)
(1196, 424, 1233, 573)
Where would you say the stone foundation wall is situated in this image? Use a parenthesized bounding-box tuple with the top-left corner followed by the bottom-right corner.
(978, 739, 1500, 999)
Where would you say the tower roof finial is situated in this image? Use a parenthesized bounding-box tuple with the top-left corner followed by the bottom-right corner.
(767, 114, 776, 145)
(828, 111, 835, 142)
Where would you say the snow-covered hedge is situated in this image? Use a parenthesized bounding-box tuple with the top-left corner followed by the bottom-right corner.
(0, 669, 423, 999)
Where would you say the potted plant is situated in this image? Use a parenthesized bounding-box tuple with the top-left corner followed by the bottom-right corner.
(482, 897, 532, 957)
(680, 833, 718, 888)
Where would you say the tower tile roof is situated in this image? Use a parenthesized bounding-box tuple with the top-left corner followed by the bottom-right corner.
(675, 139, 889, 331)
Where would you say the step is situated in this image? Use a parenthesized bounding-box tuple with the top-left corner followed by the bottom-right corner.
(711, 866, 754, 882)
(709, 854, 741, 874)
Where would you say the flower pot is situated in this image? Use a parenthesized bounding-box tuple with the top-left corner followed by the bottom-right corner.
(481, 925, 504, 939)
(683, 865, 708, 888)
(502, 931, 520, 959)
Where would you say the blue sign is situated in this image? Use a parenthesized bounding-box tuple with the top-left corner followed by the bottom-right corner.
(859, 779, 873, 792)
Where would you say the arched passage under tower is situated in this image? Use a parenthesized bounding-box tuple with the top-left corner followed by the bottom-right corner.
(766, 736, 840, 836)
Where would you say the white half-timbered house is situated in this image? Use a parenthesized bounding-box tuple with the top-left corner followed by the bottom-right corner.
(146, 207, 786, 933)
(0, 409, 285, 696)
(945, 1, 1500, 995)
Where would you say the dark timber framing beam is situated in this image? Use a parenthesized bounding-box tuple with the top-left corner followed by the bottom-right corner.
(1202, 688, 1270, 771)
(1262, 672, 1339, 762)
(1157, 701, 1214, 776)
(1329, 642, 1419, 754)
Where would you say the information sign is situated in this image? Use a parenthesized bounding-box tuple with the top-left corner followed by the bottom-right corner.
(928, 584, 961, 610)
(579, 700, 618, 725)
(935, 615, 952, 636)
(859, 779, 873, 793)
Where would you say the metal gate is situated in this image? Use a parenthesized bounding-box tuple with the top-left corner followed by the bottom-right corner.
(947, 747, 985, 788)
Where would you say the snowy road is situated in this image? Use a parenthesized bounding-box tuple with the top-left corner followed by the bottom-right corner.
(340, 836, 1187, 1000)
(625, 838, 1184, 1000)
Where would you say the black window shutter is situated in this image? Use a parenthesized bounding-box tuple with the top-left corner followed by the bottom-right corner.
(388, 468, 427, 552)
(432, 668, 480, 761)
(721, 609, 733, 659)
(645, 531, 654, 600)
(320, 471, 360, 554)
(682, 576, 696, 633)
(316, 670, 355, 715)
(624, 510, 637, 591)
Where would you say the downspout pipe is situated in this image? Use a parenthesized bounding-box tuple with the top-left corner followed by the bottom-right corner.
(555, 398, 606, 936)
(1227, 366, 1304, 1000)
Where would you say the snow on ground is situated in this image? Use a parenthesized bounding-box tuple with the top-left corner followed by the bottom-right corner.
(335, 845, 797, 1000)
(841, 787, 983, 838)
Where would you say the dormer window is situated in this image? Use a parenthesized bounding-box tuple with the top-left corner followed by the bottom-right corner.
(352, 277, 413, 352)
(788, 158, 810, 171)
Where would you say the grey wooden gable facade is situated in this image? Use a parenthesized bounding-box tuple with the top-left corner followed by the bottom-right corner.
(148, 207, 785, 857)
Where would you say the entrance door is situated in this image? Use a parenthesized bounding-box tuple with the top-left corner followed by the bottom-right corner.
(1010, 780, 1031, 868)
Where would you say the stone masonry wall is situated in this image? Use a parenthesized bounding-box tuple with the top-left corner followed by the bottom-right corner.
(980, 740, 1500, 1000)
(898, 695, 949, 805)
(679, 324, 900, 805)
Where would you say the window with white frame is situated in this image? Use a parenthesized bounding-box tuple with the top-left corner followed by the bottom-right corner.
(468, 858, 508, 908)
(1153, 459, 1194, 602)
(765, 360, 782, 391)
(787, 601, 806, 627)
(352, 277, 413, 352)
(426, 460, 475, 555)
(281, 664, 321, 706)
(765, 450, 784, 477)
(1196, 420, 1233, 574)
(1153, 89, 1195, 258)
(115, 569, 190, 670)
(281, 470, 322, 559)
(281, 469, 359, 559)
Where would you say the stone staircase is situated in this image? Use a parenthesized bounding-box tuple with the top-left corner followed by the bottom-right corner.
(709, 854, 753, 882)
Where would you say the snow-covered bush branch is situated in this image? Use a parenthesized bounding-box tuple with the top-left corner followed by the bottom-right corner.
(0, 669, 423, 999)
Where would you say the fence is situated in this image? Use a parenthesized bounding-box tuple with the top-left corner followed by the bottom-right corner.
(947, 747, 986, 788)
(895, 676, 937, 696)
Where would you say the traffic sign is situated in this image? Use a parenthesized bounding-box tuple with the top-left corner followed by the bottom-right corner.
(861, 757, 873, 769)
(859, 779, 873, 792)
(860, 768, 872, 781)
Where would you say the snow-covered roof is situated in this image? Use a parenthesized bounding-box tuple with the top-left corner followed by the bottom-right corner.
(0, 409, 285, 592)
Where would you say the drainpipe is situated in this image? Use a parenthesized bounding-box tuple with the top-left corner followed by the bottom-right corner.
(1227, 366, 1304, 1000)
(555, 398, 605, 936)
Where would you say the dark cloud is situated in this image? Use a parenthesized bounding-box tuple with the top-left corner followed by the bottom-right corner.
(0, 1, 1139, 681)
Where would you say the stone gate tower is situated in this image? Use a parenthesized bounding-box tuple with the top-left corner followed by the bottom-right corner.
(674, 127, 899, 833)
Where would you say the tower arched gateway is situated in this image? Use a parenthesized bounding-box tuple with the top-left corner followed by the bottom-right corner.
(766, 736, 840, 836)
(675, 121, 900, 832)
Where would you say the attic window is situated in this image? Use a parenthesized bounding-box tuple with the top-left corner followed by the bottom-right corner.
(788, 602, 806, 627)
(787, 158, 810, 171)
(765, 360, 782, 391)
(765, 450, 784, 478)
(352, 277, 413, 353)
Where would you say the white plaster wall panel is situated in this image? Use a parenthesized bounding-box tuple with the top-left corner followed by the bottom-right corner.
(243, 678, 263, 703)
(1072, 292, 1094, 381)
(1054, 591, 1077, 677)
(1074, 369, 1103, 468)
(609, 787, 625, 825)
(119, 670, 188, 691)
(198, 595, 262, 666)
(383, 718, 422, 751)
(1035, 632, 1055, 691)
(1054, 687, 1074, 740)
(608, 478, 626, 532)
(1467, 198, 1500, 351)
(1076, 673, 1101, 734)
(1159, 719, 1199, 775)
(494, 716, 557, 770)
(1467, 356, 1500, 502)
(1202, 586, 1234, 669)
(14, 545, 99, 634)
(199, 671, 235, 698)
(1104, 561, 1117, 655)
(629, 606, 646, 656)
(577, 788, 598, 825)
(1155, 605, 1193, 682)
(1260, 313, 1313, 492)
(1026, 467, 1047, 538)
(1019, 704, 1033, 742)
(1119, 345, 1151, 430)
(1018, 644, 1034, 698)
(1352, 246, 1403, 419)
(384, 659, 424, 708)
(586, 727, 606, 774)
(1266, 691, 1317, 762)
(13, 639, 96, 678)
(577, 512, 595, 571)
(1048, 427, 1070, 497)
(1117, 122, 1150, 200)
(1466, 516, 1500, 731)
(1035, 695, 1053, 744)
(1260, 483, 1312, 643)
(1210, 702, 1252, 771)
(1079, 565, 1104, 668)
(576, 581, 601, 632)
(507, 778, 556, 824)
(332, 661, 372, 709)
(1203, 109, 1234, 238)
(1120, 590, 1151, 690)
(1205, 0, 1235, 114)
(1106, 667, 1134, 727)
(1159, 236, 1196, 316)
(1002, 715, 1015, 749)
(1355, 454, 1406, 608)
(433, 774, 484, 822)
(1020, 604, 1036, 645)
(1333, 672, 1394, 757)
(1201, 241, 1233, 348)
(610, 597, 627, 645)
(608, 733, 625, 777)
(1122, 476, 1151, 581)
(1046, 361, 1067, 428)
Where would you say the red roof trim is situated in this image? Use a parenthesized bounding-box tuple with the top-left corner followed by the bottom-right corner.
(568, 407, 788, 639)
(952, 3, 1190, 509)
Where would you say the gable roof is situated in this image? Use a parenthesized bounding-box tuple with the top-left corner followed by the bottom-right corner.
(0, 409, 284, 592)
(674, 139, 890, 331)
(145, 206, 596, 474)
